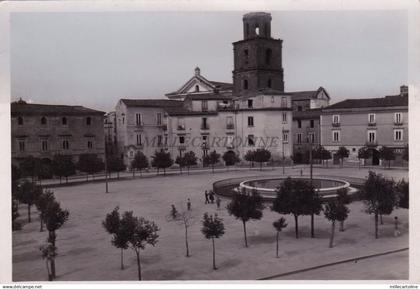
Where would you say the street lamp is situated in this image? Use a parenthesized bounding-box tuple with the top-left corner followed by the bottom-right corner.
(306, 126, 315, 238)
(306, 127, 313, 186)
(282, 128, 285, 175)
(104, 121, 113, 194)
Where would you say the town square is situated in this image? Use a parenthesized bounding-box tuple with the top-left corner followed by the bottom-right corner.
(8, 10, 410, 282)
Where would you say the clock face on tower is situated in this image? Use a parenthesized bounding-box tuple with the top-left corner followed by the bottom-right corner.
(232, 12, 284, 96)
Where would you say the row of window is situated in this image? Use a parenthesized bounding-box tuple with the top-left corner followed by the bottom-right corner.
(135, 134, 165, 146)
(331, 113, 404, 124)
(17, 116, 93, 126)
(331, 129, 404, 143)
(176, 114, 288, 131)
(134, 113, 163, 126)
(245, 97, 288, 108)
(16, 139, 94, 152)
(297, 119, 315, 129)
(296, 133, 315, 144)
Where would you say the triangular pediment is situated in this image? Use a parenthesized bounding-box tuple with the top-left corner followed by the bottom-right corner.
(178, 76, 215, 94)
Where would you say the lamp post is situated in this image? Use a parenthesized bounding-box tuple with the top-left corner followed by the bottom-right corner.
(307, 127, 314, 237)
(282, 128, 285, 175)
(104, 121, 112, 194)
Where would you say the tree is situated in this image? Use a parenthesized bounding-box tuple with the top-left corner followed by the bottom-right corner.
(103, 207, 130, 270)
(336, 188, 351, 231)
(107, 156, 126, 179)
(273, 217, 287, 258)
(35, 190, 56, 232)
(396, 179, 408, 209)
(131, 151, 149, 177)
(201, 213, 225, 270)
(203, 150, 220, 173)
(168, 206, 197, 257)
(359, 171, 397, 239)
(16, 180, 42, 223)
(336, 146, 349, 167)
(244, 150, 255, 168)
(254, 148, 271, 171)
(43, 199, 70, 279)
(52, 154, 76, 183)
(20, 156, 40, 181)
(37, 158, 54, 184)
(151, 150, 173, 175)
(379, 146, 396, 168)
(183, 151, 197, 174)
(226, 189, 264, 247)
(324, 200, 349, 248)
(358, 147, 371, 168)
(308, 187, 323, 238)
(12, 164, 21, 200)
(77, 154, 105, 180)
(320, 147, 332, 167)
(402, 145, 408, 162)
(272, 178, 312, 238)
(175, 155, 187, 174)
(222, 150, 240, 170)
(39, 242, 56, 281)
(120, 212, 159, 280)
(12, 199, 22, 231)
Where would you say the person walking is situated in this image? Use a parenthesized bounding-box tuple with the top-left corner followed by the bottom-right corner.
(216, 196, 221, 209)
(209, 190, 215, 204)
(205, 190, 209, 204)
(187, 198, 191, 211)
(394, 216, 400, 237)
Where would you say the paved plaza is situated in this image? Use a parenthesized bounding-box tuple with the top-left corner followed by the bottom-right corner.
(13, 167, 408, 281)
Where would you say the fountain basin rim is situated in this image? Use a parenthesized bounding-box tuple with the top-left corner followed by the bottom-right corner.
(239, 176, 351, 193)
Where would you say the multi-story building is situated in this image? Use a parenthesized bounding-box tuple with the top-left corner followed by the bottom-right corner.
(290, 88, 330, 163)
(115, 99, 183, 167)
(320, 86, 408, 166)
(104, 111, 118, 156)
(114, 12, 295, 168)
(11, 99, 105, 165)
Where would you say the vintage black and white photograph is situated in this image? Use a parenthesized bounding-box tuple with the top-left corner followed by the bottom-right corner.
(5, 4, 414, 283)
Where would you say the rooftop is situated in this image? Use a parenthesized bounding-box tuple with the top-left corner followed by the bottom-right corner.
(11, 100, 105, 116)
(324, 94, 408, 110)
(120, 99, 183, 108)
(287, 87, 330, 101)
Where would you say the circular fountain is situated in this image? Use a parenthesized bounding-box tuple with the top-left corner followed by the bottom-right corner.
(238, 177, 358, 200)
(213, 176, 359, 201)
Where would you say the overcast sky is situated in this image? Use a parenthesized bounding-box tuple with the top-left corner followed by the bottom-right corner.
(10, 10, 408, 112)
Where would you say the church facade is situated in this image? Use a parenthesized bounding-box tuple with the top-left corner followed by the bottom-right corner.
(115, 12, 304, 167)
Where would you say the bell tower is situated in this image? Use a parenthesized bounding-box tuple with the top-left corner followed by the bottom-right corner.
(232, 12, 284, 95)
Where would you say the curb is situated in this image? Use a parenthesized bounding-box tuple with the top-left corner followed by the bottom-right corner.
(258, 247, 409, 280)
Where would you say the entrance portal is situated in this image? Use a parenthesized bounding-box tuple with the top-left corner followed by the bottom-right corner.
(371, 148, 380, 166)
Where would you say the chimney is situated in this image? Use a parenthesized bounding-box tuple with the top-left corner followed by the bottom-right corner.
(400, 85, 408, 96)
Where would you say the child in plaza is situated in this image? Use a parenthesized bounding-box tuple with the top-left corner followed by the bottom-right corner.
(216, 196, 221, 209)
(204, 190, 209, 204)
(394, 216, 400, 237)
(209, 190, 215, 203)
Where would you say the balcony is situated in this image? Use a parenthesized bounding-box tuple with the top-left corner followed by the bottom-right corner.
(394, 121, 403, 126)
(226, 123, 234, 130)
(365, 140, 378, 147)
(135, 122, 143, 128)
(367, 122, 376, 127)
(159, 124, 167, 131)
(177, 125, 185, 131)
(178, 144, 187, 151)
(201, 142, 210, 150)
(332, 122, 340, 127)
(217, 103, 235, 110)
(201, 124, 210, 130)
